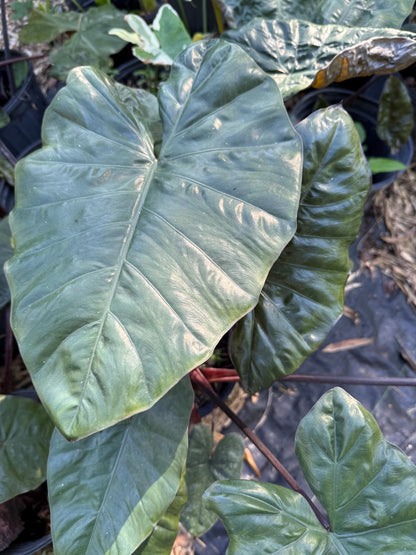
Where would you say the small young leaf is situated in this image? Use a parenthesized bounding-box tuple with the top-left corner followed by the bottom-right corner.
(181, 424, 244, 536)
(0, 395, 53, 503)
(11, 0, 33, 20)
(110, 6, 192, 65)
(377, 75, 414, 153)
(367, 156, 407, 174)
(205, 388, 416, 553)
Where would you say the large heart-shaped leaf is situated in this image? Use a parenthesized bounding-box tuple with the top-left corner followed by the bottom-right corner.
(205, 388, 416, 553)
(230, 106, 371, 392)
(181, 424, 244, 536)
(48, 378, 193, 555)
(224, 20, 416, 99)
(217, 0, 415, 29)
(0, 217, 13, 309)
(0, 395, 53, 503)
(6, 40, 302, 439)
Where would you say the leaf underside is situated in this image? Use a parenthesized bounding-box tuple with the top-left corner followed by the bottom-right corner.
(205, 388, 416, 553)
(48, 378, 193, 555)
(6, 39, 302, 439)
(231, 106, 371, 392)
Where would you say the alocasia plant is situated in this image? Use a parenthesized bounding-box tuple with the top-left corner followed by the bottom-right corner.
(2, 0, 416, 552)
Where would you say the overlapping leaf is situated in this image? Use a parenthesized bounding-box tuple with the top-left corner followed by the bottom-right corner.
(224, 20, 416, 98)
(205, 388, 416, 553)
(217, 0, 414, 29)
(0, 395, 53, 502)
(6, 40, 302, 439)
(134, 469, 187, 554)
(48, 378, 193, 555)
(230, 107, 371, 393)
(181, 424, 244, 536)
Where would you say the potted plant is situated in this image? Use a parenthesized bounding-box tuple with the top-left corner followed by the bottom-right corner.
(1, 1, 416, 553)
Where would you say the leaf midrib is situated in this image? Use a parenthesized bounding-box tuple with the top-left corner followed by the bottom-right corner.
(67, 161, 157, 435)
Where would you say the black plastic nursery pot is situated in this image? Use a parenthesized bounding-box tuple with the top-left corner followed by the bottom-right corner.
(0, 51, 47, 160)
(291, 87, 414, 191)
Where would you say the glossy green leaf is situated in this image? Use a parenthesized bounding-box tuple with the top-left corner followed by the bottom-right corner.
(231, 107, 370, 392)
(6, 40, 302, 440)
(217, 0, 415, 29)
(205, 388, 416, 553)
(224, 20, 416, 99)
(296, 387, 416, 551)
(0, 217, 13, 309)
(377, 76, 414, 153)
(181, 424, 244, 536)
(205, 480, 333, 553)
(0, 395, 53, 503)
(49, 5, 129, 81)
(134, 468, 187, 554)
(48, 378, 193, 555)
(19, 8, 80, 43)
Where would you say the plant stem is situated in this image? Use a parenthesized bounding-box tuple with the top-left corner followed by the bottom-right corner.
(341, 75, 380, 109)
(0, 141, 17, 167)
(1, 0, 16, 96)
(201, 367, 416, 387)
(0, 54, 47, 68)
(212, 0, 224, 33)
(202, 0, 207, 34)
(191, 368, 331, 531)
(70, 0, 85, 12)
